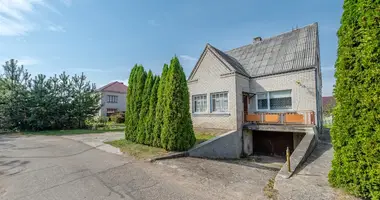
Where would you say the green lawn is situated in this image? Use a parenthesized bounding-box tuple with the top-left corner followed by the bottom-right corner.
(195, 133, 215, 145)
(106, 132, 217, 159)
(105, 139, 168, 159)
(23, 127, 124, 136)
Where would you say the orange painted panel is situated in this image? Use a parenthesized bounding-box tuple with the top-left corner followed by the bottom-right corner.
(284, 114, 304, 124)
(264, 114, 280, 123)
(246, 114, 260, 122)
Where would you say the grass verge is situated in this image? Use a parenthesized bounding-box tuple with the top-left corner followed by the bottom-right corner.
(106, 132, 217, 159)
(23, 128, 124, 136)
(105, 140, 168, 159)
(195, 132, 215, 145)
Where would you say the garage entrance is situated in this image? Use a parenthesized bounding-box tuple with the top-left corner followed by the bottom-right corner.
(253, 131, 294, 157)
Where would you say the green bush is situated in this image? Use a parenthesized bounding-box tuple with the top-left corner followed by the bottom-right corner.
(85, 116, 109, 130)
(110, 112, 125, 123)
(329, 1, 380, 199)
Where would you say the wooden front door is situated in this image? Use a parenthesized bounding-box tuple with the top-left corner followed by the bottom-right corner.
(243, 94, 248, 122)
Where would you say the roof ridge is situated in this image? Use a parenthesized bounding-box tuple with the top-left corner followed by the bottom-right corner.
(225, 22, 318, 53)
(207, 44, 250, 77)
(98, 81, 118, 91)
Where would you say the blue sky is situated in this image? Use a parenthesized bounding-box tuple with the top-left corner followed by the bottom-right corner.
(0, 0, 342, 96)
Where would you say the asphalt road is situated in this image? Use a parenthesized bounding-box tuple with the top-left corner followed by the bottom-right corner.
(0, 134, 277, 200)
(0, 134, 217, 200)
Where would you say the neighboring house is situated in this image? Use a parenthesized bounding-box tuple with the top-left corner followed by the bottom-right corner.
(322, 96, 335, 115)
(97, 81, 128, 117)
(322, 96, 335, 125)
(188, 23, 322, 157)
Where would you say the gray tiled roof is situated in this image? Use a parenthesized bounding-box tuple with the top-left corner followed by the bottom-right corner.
(224, 23, 318, 77)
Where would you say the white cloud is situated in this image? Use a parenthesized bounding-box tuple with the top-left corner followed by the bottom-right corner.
(60, 0, 71, 7)
(18, 57, 40, 66)
(0, 0, 60, 36)
(48, 24, 65, 32)
(179, 55, 197, 61)
(148, 19, 159, 27)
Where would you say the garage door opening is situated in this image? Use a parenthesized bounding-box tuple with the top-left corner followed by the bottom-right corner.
(252, 131, 305, 157)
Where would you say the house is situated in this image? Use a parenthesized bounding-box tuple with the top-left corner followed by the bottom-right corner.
(322, 96, 335, 115)
(97, 81, 128, 117)
(187, 23, 322, 158)
(322, 96, 335, 125)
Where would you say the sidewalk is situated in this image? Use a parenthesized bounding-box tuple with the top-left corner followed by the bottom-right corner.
(61, 132, 124, 155)
(275, 130, 359, 200)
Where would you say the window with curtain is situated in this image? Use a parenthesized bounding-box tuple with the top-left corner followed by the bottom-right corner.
(269, 90, 292, 110)
(192, 94, 207, 113)
(211, 92, 228, 112)
(256, 90, 292, 111)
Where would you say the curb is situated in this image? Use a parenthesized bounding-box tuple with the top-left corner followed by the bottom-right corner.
(148, 152, 189, 162)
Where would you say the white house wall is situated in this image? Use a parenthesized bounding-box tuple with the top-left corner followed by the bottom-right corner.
(99, 91, 127, 116)
(188, 50, 237, 130)
(249, 69, 317, 118)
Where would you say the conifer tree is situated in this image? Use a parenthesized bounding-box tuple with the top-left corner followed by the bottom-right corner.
(136, 70, 153, 144)
(152, 64, 169, 147)
(329, 1, 380, 199)
(161, 56, 195, 151)
(144, 75, 160, 145)
(128, 65, 146, 142)
(125, 65, 138, 140)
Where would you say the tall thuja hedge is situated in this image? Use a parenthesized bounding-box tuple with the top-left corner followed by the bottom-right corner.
(152, 64, 169, 147)
(126, 65, 146, 142)
(125, 65, 138, 140)
(136, 70, 154, 144)
(161, 56, 195, 151)
(329, 1, 380, 199)
(144, 76, 160, 145)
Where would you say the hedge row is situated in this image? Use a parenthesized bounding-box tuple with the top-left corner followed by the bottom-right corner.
(125, 56, 195, 151)
(329, 1, 380, 199)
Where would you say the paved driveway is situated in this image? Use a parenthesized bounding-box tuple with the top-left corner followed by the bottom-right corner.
(0, 133, 276, 200)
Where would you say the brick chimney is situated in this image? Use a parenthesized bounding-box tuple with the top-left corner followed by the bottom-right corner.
(253, 36, 262, 43)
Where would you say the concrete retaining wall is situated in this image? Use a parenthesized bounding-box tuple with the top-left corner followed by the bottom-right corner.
(275, 126, 317, 180)
(188, 130, 242, 159)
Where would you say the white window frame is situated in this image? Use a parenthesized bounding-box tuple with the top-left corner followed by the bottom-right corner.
(210, 92, 229, 113)
(192, 94, 207, 113)
(107, 95, 118, 103)
(255, 90, 292, 112)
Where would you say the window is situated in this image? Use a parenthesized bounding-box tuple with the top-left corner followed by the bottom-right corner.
(106, 108, 117, 117)
(193, 94, 207, 113)
(256, 90, 292, 111)
(211, 92, 228, 113)
(107, 95, 118, 103)
(257, 93, 268, 110)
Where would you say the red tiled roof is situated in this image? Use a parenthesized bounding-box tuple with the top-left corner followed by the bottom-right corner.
(322, 96, 335, 107)
(98, 81, 128, 94)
